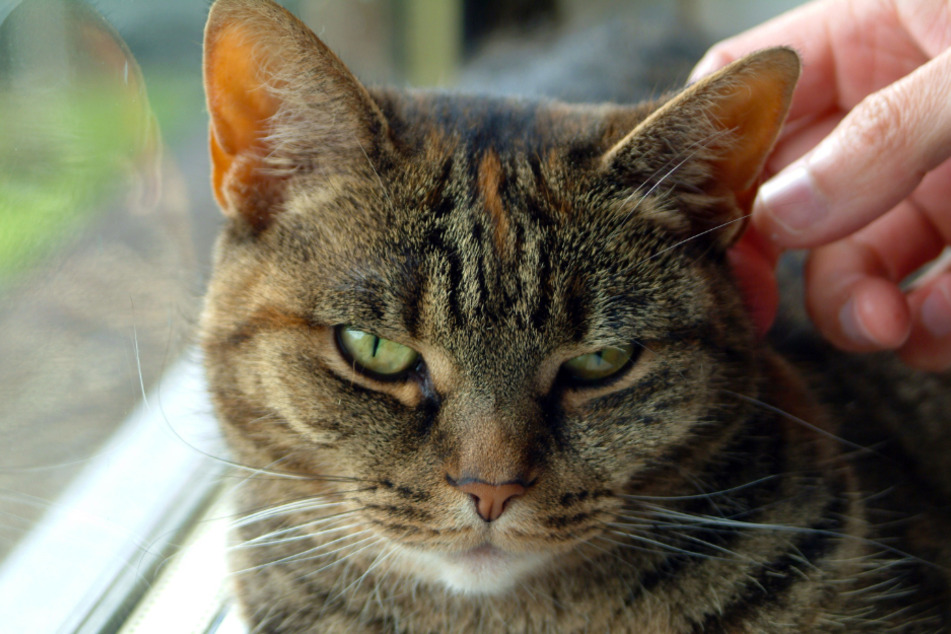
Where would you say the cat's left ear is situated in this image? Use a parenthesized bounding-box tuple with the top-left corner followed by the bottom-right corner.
(603, 47, 800, 249)
(203, 0, 389, 231)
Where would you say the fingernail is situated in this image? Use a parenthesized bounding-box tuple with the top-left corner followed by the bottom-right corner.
(838, 297, 874, 346)
(757, 162, 829, 234)
(921, 280, 951, 338)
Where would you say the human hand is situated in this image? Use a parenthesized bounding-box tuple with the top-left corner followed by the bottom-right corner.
(693, 0, 951, 371)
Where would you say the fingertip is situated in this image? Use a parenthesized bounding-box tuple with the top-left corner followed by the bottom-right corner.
(848, 278, 911, 350)
(900, 276, 951, 371)
(919, 277, 951, 339)
(752, 158, 830, 248)
(808, 269, 910, 353)
(688, 49, 732, 84)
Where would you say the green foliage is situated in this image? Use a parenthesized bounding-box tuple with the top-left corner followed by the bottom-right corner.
(0, 70, 198, 278)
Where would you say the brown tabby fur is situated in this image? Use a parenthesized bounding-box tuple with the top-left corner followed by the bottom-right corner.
(200, 0, 951, 631)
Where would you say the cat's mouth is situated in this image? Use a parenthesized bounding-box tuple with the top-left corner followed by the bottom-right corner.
(397, 541, 553, 595)
(449, 543, 506, 565)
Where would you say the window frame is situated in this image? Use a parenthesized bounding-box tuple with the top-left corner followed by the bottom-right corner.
(0, 356, 223, 633)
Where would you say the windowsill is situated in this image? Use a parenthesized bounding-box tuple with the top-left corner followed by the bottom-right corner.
(118, 492, 246, 634)
(0, 353, 226, 632)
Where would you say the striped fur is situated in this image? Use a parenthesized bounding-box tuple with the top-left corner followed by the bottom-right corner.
(200, 1, 951, 631)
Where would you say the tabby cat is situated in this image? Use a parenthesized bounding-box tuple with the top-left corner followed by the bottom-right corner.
(200, 0, 951, 631)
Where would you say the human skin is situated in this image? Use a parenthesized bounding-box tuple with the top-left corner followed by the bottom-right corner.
(694, 0, 951, 371)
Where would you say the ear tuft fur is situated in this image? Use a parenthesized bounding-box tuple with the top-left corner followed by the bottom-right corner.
(603, 47, 800, 248)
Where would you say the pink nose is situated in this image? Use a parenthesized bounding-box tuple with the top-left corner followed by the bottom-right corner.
(453, 480, 527, 522)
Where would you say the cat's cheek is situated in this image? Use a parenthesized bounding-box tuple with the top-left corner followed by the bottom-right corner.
(558, 349, 717, 457)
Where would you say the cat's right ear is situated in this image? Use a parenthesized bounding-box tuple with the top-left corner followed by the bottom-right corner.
(602, 47, 800, 249)
(203, 0, 388, 231)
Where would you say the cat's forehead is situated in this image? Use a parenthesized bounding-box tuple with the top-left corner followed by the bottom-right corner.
(271, 91, 721, 369)
(371, 91, 668, 266)
(376, 90, 656, 161)
(307, 177, 687, 365)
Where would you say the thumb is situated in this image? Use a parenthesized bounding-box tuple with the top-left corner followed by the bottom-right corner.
(754, 49, 951, 248)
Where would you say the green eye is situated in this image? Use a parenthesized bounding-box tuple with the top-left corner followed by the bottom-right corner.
(562, 344, 637, 384)
(336, 326, 420, 378)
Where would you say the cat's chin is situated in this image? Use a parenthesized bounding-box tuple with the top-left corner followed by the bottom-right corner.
(397, 543, 552, 596)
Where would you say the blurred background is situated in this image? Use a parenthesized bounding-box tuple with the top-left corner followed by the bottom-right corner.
(0, 0, 802, 626)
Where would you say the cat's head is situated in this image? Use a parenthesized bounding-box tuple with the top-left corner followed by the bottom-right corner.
(201, 0, 798, 595)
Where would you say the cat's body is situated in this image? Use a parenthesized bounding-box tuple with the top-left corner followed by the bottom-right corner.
(200, 1, 951, 631)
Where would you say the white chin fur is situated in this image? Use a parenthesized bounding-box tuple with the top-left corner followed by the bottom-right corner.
(397, 545, 551, 595)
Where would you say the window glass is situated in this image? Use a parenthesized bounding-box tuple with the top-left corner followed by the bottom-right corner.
(0, 0, 206, 565)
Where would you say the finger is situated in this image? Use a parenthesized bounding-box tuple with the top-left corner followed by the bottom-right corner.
(804, 241, 911, 352)
(901, 273, 951, 371)
(728, 226, 780, 337)
(910, 162, 951, 241)
(689, 0, 928, 122)
(754, 49, 951, 248)
(801, 194, 948, 351)
(803, 192, 948, 353)
(849, 199, 947, 284)
(689, 1, 840, 120)
(764, 110, 842, 178)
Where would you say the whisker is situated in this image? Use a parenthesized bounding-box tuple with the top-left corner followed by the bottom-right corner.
(356, 139, 393, 205)
(130, 300, 151, 412)
(620, 474, 780, 502)
(604, 523, 754, 564)
(616, 127, 734, 226)
(300, 537, 384, 580)
(576, 532, 651, 576)
(329, 543, 398, 603)
(147, 399, 368, 485)
(234, 499, 356, 528)
(723, 390, 884, 457)
(637, 214, 749, 267)
(599, 528, 734, 562)
(236, 509, 358, 535)
(232, 531, 376, 575)
(639, 503, 945, 571)
(236, 521, 364, 549)
(517, 571, 577, 617)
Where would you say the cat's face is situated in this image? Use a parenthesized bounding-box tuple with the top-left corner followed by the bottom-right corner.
(201, 0, 798, 595)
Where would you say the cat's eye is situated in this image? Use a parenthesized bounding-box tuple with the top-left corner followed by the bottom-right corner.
(336, 326, 420, 378)
(562, 344, 637, 385)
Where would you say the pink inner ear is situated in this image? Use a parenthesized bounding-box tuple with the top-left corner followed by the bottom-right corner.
(728, 228, 779, 338)
(206, 25, 282, 157)
(204, 17, 289, 225)
(205, 24, 280, 158)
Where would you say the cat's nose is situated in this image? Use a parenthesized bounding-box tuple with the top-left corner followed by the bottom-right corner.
(451, 478, 527, 522)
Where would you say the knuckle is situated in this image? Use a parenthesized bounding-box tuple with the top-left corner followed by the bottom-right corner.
(843, 89, 912, 158)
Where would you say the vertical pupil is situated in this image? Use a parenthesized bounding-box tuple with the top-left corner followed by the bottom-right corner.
(371, 335, 381, 358)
